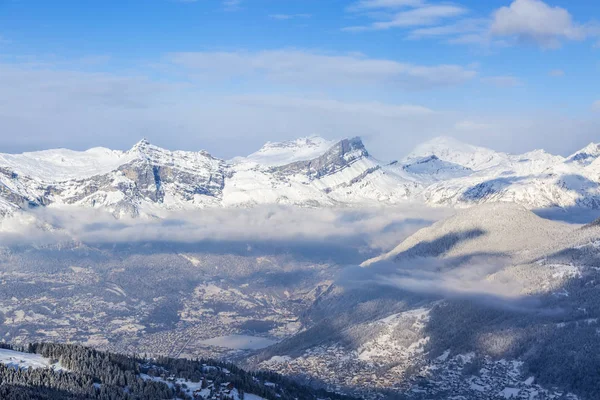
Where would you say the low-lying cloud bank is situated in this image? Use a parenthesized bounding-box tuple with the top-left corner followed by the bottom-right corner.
(0, 204, 568, 311)
(0, 205, 451, 256)
(339, 254, 555, 313)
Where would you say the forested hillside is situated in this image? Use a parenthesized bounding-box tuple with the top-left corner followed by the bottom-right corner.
(0, 343, 355, 400)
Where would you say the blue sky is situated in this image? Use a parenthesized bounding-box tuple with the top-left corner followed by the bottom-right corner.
(0, 0, 599, 160)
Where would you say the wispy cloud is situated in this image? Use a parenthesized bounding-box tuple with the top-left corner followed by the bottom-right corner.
(593, 100, 600, 112)
(344, 4, 467, 32)
(223, 0, 241, 11)
(231, 95, 435, 117)
(407, 18, 488, 40)
(348, 0, 599, 49)
(167, 49, 478, 90)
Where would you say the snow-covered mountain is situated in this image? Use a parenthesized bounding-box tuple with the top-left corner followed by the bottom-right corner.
(2, 136, 600, 217)
(415, 137, 600, 209)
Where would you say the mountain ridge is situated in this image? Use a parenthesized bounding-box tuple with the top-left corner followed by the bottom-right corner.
(2, 136, 600, 217)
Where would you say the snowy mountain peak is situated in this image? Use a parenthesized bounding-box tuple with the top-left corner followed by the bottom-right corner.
(336, 136, 368, 159)
(238, 135, 337, 167)
(402, 154, 471, 181)
(269, 137, 370, 179)
(406, 136, 506, 171)
(566, 142, 600, 166)
(127, 138, 164, 157)
(132, 137, 151, 149)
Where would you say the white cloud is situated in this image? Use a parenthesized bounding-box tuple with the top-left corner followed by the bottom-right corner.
(490, 0, 590, 48)
(167, 50, 477, 89)
(401, 0, 599, 48)
(344, 4, 467, 31)
(407, 18, 488, 40)
(375, 5, 467, 30)
(593, 100, 600, 112)
(0, 205, 447, 256)
(481, 75, 523, 88)
(406, 18, 511, 47)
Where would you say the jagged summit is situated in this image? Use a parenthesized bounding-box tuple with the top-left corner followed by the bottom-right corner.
(566, 142, 600, 166)
(127, 137, 162, 159)
(131, 137, 151, 149)
(323, 137, 368, 161)
(271, 137, 369, 179)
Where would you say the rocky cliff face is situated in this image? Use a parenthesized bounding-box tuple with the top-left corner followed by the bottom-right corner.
(271, 137, 369, 180)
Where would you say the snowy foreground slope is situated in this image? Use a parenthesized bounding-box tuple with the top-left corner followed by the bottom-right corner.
(3, 135, 600, 216)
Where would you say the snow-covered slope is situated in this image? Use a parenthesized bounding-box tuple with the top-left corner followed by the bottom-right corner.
(401, 155, 472, 182)
(406, 136, 563, 175)
(410, 137, 598, 210)
(0, 348, 66, 371)
(2, 135, 600, 217)
(406, 136, 510, 171)
(362, 202, 570, 267)
(0, 147, 134, 182)
(234, 136, 336, 167)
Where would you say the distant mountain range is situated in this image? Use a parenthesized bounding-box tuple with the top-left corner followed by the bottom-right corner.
(2, 135, 600, 217)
